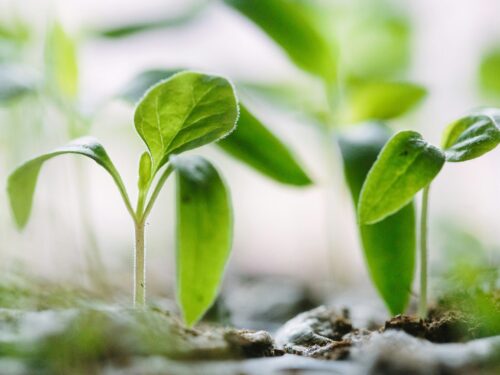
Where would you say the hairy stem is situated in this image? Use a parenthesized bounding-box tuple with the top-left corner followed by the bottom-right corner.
(134, 219, 146, 307)
(419, 185, 430, 318)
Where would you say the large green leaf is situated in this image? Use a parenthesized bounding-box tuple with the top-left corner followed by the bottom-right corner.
(224, 0, 336, 83)
(341, 81, 426, 123)
(478, 48, 500, 98)
(134, 71, 238, 171)
(172, 155, 232, 326)
(218, 105, 312, 186)
(45, 22, 78, 98)
(7, 137, 129, 229)
(338, 122, 415, 315)
(441, 108, 500, 162)
(358, 130, 445, 225)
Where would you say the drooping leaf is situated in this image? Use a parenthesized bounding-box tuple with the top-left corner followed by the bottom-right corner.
(224, 0, 337, 83)
(134, 71, 239, 171)
(358, 130, 445, 225)
(441, 108, 500, 162)
(478, 48, 500, 98)
(338, 122, 415, 315)
(341, 81, 426, 123)
(119, 69, 182, 103)
(8, 137, 128, 229)
(0, 64, 36, 103)
(45, 23, 78, 99)
(218, 105, 312, 186)
(172, 155, 232, 326)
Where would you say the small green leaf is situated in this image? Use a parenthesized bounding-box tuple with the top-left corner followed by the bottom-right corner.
(45, 22, 79, 98)
(8, 137, 128, 229)
(358, 131, 445, 225)
(339, 122, 416, 315)
(478, 48, 500, 98)
(441, 108, 500, 162)
(119, 69, 182, 103)
(138, 152, 152, 190)
(218, 105, 312, 186)
(134, 71, 239, 171)
(172, 155, 232, 326)
(224, 0, 336, 83)
(341, 81, 427, 123)
(0, 65, 36, 103)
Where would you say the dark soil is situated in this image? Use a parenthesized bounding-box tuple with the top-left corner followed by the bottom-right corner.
(382, 311, 471, 343)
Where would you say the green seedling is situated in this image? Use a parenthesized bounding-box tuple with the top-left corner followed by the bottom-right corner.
(223, 0, 426, 315)
(7, 71, 239, 326)
(358, 108, 500, 317)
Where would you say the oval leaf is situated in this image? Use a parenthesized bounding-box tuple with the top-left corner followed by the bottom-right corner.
(172, 155, 232, 326)
(341, 81, 427, 123)
(339, 123, 416, 315)
(134, 71, 239, 171)
(441, 108, 500, 162)
(224, 0, 336, 83)
(218, 105, 312, 186)
(8, 137, 128, 229)
(358, 130, 445, 225)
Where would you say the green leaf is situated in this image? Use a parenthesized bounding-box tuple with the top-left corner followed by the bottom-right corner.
(339, 122, 416, 315)
(341, 81, 427, 123)
(224, 0, 336, 83)
(358, 130, 445, 225)
(45, 22, 78, 98)
(95, 1, 209, 38)
(172, 155, 232, 326)
(119, 69, 182, 103)
(134, 71, 239, 171)
(8, 137, 129, 229)
(0, 65, 36, 103)
(441, 108, 500, 162)
(478, 48, 500, 98)
(218, 105, 312, 186)
(138, 152, 152, 190)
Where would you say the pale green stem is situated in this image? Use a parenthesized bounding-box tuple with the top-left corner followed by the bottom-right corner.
(133, 219, 146, 307)
(419, 185, 430, 318)
(131, 163, 174, 306)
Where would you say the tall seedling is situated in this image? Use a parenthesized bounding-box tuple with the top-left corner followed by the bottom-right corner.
(224, 0, 426, 314)
(358, 108, 500, 316)
(8, 71, 239, 326)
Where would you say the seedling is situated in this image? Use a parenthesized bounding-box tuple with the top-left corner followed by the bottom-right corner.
(223, 0, 426, 315)
(358, 108, 500, 317)
(7, 71, 239, 326)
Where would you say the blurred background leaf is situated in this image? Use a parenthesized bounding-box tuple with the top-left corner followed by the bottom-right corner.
(478, 48, 500, 99)
(45, 22, 79, 100)
(340, 81, 427, 123)
(224, 0, 337, 84)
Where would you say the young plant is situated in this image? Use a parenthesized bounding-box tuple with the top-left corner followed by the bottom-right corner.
(7, 71, 239, 326)
(358, 108, 500, 317)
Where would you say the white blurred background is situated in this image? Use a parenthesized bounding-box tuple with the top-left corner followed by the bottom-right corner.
(0, 0, 499, 300)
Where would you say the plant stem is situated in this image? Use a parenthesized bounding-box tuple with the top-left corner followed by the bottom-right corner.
(134, 219, 146, 307)
(419, 185, 430, 318)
